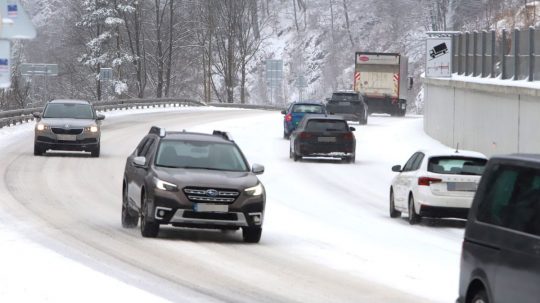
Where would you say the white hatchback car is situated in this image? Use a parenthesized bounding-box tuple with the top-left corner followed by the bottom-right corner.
(389, 149, 488, 224)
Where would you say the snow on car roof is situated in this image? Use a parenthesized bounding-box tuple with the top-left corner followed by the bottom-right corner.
(419, 148, 487, 159)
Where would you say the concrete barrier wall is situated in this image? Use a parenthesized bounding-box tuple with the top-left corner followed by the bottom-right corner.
(424, 77, 540, 157)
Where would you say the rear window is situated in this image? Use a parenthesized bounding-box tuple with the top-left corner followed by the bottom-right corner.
(292, 104, 324, 114)
(428, 157, 487, 176)
(331, 93, 359, 101)
(306, 120, 348, 132)
(477, 164, 540, 236)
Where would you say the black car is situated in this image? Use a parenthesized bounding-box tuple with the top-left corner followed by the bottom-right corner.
(325, 91, 368, 125)
(289, 115, 356, 163)
(457, 154, 540, 303)
(122, 127, 266, 243)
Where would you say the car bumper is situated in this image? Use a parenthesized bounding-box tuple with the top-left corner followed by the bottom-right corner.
(35, 136, 99, 151)
(333, 113, 361, 121)
(418, 204, 469, 219)
(417, 188, 474, 208)
(151, 191, 265, 228)
(416, 189, 472, 219)
(299, 142, 355, 157)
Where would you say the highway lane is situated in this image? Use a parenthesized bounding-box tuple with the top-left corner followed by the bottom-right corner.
(0, 108, 430, 303)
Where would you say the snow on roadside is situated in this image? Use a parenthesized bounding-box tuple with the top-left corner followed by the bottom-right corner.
(0, 105, 231, 303)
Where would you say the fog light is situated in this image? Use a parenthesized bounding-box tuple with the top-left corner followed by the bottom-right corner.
(155, 207, 173, 220)
(249, 212, 263, 225)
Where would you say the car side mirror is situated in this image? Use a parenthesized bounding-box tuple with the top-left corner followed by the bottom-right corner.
(96, 114, 106, 121)
(32, 112, 41, 119)
(349, 127, 356, 131)
(281, 110, 286, 115)
(133, 156, 146, 167)
(252, 164, 265, 175)
(392, 165, 402, 172)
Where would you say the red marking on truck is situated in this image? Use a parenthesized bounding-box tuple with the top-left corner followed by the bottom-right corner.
(359, 56, 369, 62)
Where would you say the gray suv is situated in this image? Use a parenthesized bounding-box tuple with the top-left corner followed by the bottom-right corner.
(326, 91, 369, 125)
(121, 127, 266, 243)
(33, 100, 105, 157)
(457, 154, 540, 303)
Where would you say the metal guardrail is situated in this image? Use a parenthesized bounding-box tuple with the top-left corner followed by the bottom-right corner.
(0, 99, 282, 129)
(452, 27, 540, 81)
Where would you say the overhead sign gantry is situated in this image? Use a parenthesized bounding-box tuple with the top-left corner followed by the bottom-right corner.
(0, 0, 36, 88)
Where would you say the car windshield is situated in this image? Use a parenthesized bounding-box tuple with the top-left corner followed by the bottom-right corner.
(43, 103, 94, 119)
(306, 120, 348, 132)
(292, 104, 324, 114)
(155, 140, 249, 172)
(428, 156, 487, 176)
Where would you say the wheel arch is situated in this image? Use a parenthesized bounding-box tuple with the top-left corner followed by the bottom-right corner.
(465, 279, 488, 303)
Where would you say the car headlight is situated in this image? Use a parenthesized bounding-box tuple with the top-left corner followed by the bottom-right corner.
(154, 177, 178, 192)
(245, 183, 264, 196)
(36, 123, 49, 131)
(85, 126, 99, 133)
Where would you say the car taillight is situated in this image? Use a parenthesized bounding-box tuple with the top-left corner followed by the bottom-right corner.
(418, 177, 442, 186)
(299, 132, 312, 139)
(285, 114, 292, 122)
(343, 133, 354, 140)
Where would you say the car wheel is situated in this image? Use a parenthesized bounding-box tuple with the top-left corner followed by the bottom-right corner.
(121, 185, 138, 228)
(470, 289, 489, 303)
(91, 143, 100, 158)
(408, 195, 421, 225)
(389, 189, 401, 218)
(291, 146, 300, 162)
(242, 227, 262, 243)
(34, 143, 44, 156)
(140, 191, 159, 238)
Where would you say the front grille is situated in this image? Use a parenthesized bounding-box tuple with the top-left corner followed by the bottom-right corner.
(52, 128, 83, 135)
(183, 211, 238, 221)
(183, 187, 240, 204)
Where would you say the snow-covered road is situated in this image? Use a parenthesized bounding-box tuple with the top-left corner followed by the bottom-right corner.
(0, 108, 463, 302)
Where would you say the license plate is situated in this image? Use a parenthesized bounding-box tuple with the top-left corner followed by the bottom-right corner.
(194, 204, 229, 213)
(339, 102, 350, 106)
(318, 137, 336, 143)
(57, 134, 77, 141)
(447, 182, 477, 192)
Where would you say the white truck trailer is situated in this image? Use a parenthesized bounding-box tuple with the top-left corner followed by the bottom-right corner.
(353, 52, 411, 116)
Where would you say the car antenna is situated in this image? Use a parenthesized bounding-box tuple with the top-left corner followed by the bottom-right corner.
(455, 143, 460, 153)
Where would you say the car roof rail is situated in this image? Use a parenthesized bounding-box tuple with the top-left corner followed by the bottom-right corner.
(149, 126, 166, 137)
(213, 130, 233, 141)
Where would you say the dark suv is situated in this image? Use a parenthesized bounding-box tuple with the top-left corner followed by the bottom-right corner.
(33, 100, 105, 157)
(290, 115, 356, 163)
(457, 154, 540, 303)
(121, 127, 266, 243)
(326, 91, 368, 125)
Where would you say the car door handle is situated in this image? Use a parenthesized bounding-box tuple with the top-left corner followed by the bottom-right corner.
(533, 244, 540, 255)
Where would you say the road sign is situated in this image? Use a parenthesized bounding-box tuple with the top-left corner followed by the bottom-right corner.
(21, 63, 58, 76)
(0, 0, 37, 39)
(295, 75, 308, 88)
(266, 60, 283, 88)
(0, 40, 9, 88)
(426, 37, 452, 78)
(100, 68, 113, 81)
